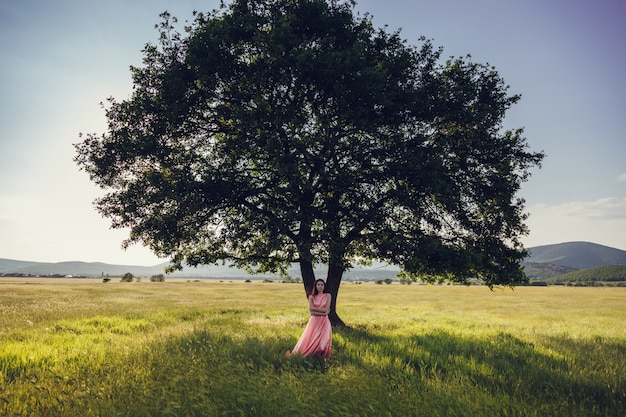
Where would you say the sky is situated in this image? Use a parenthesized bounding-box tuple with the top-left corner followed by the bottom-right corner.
(0, 0, 624, 265)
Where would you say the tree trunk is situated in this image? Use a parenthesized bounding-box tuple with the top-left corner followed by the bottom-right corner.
(300, 259, 316, 298)
(326, 262, 346, 327)
(299, 260, 346, 327)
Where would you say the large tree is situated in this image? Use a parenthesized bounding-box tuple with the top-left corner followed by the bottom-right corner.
(75, 0, 543, 325)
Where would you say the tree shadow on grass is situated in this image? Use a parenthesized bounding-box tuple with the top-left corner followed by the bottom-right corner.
(23, 325, 622, 417)
(332, 325, 624, 417)
(138, 327, 624, 416)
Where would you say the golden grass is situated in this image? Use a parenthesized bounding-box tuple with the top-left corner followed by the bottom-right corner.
(0, 278, 624, 416)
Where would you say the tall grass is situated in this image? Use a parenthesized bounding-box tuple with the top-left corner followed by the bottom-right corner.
(0, 279, 624, 416)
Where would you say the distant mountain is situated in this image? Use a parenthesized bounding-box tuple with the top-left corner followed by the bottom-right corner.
(0, 258, 168, 277)
(3, 241, 624, 281)
(522, 262, 578, 281)
(0, 258, 398, 280)
(0, 258, 38, 271)
(522, 242, 626, 281)
(525, 242, 626, 270)
(544, 264, 626, 285)
(0, 258, 278, 278)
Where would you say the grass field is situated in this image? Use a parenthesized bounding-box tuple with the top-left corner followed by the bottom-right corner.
(0, 278, 624, 416)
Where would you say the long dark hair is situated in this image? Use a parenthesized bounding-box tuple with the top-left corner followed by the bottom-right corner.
(310, 279, 326, 297)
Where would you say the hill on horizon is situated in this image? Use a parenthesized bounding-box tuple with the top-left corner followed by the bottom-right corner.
(525, 241, 626, 270)
(0, 258, 398, 281)
(2, 241, 625, 280)
(544, 264, 626, 285)
(522, 262, 578, 281)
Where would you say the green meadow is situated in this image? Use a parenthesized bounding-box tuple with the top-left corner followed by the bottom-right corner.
(0, 279, 624, 416)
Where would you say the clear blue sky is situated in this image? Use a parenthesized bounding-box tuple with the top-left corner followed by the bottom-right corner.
(1, 0, 624, 265)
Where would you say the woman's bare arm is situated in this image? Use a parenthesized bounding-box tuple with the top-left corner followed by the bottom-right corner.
(309, 294, 331, 316)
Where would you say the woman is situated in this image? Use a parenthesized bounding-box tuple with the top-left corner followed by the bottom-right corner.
(286, 279, 332, 359)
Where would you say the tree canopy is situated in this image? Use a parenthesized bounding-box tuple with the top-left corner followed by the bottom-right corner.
(75, 0, 544, 325)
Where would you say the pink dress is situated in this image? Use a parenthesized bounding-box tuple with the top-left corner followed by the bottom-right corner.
(289, 293, 332, 358)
